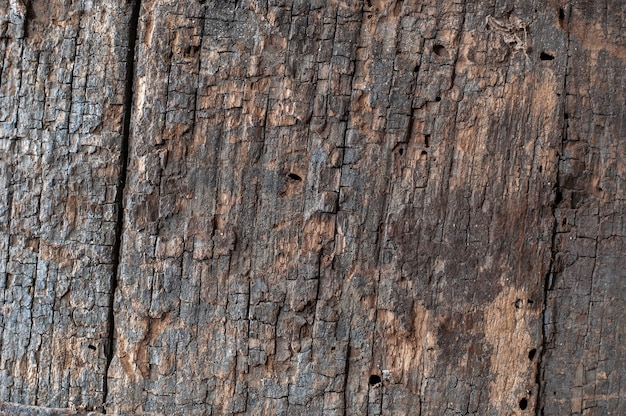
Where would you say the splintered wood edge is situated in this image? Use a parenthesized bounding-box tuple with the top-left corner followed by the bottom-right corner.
(0, 402, 106, 416)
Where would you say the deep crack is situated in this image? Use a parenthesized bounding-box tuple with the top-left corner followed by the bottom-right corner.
(536, 6, 572, 416)
(102, 0, 142, 411)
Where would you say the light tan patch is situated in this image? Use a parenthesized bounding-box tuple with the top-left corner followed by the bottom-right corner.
(302, 212, 335, 252)
(116, 335, 136, 378)
(484, 287, 534, 414)
(379, 303, 430, 391)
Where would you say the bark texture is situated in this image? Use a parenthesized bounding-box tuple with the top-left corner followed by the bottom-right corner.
(0, 0, 133, 410)
(0, 0, 624, 415)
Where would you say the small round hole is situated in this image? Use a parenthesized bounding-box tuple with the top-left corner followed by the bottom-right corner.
(540, 52, 555, 61)
(287, 173, 302, 181)
(398, 148, 404, 155)
(555, 190, 563, 204)
(368, 374, 382, 385)
(435, 96, 441, 102)
(528, 348, 537, 360)
(433, 44, 449, 58)
(519, 398, 528, 410)
(88, 344, 97, 351)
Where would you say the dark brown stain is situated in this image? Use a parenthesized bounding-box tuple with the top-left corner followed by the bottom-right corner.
(549, 0, 626, 58)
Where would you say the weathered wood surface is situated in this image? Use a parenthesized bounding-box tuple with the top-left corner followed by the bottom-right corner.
(0, 401, 102, 416)
(540, 3, 626, 415)
(0, 0, 624, 415)
(0, 0, 134, 411)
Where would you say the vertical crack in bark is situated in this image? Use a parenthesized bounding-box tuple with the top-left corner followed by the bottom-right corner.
(102, 0, 141, 410)
(0, 171, 14, 359)
(536, 6, 571, 416)
(321, 4, 364, 412)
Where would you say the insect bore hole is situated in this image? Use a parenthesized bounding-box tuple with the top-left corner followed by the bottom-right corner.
(433, 44, 449, 58)
(368, 374, 382, 385)
(519, 398, 528, 410)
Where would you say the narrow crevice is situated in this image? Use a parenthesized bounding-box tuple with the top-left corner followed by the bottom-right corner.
(338, 4, 365, 412)
(537, 180, 560, 416)
(0, 177, 14, 357)
(102, 0, 142, 411)
(536, 8, 571, 415)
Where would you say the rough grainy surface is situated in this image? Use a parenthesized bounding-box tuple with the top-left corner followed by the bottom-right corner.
(0, 0, 624, 415)
(539, 2, 626, 415)
(0, 401, 103, 416)
(0, 0, 133, 412)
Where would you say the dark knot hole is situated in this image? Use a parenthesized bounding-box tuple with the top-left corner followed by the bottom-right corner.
(368, 374, 382, 385)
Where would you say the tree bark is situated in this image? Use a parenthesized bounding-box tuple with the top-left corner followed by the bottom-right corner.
(0, 1, 624, 415)
(0, 0, 134, 410)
